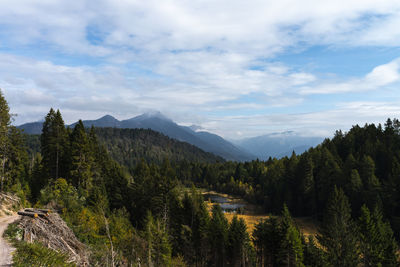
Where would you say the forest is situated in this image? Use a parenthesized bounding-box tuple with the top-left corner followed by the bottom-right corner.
(1, 89, 399, 266)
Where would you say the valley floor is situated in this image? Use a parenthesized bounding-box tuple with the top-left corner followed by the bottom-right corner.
(203, 191, 318, 237)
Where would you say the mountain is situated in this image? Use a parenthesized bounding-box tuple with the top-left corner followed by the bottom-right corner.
(233, 131, 324, 159)
(18, 112, 254, 161)
(70, 115, 121, 128)
(93, 127, 224, 167)
(17, 121, 43, 135)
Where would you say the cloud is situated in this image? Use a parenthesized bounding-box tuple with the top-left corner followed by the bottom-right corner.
(1, 1, 400, 138)
(300, 58, 400, 94)
(200, 101, 400, 139)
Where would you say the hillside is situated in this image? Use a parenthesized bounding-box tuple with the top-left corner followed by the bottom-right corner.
(23, 127, 224, 168)
(18, 113, 255, 161)
(93, 127, 224, 166)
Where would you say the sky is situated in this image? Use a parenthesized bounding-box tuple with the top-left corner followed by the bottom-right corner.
(1, 0, 400, 139)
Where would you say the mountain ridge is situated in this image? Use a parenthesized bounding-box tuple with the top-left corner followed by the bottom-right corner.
(17, 113, 254, 161)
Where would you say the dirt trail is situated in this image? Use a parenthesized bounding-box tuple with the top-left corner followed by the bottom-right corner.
(0, 215, 19, 267)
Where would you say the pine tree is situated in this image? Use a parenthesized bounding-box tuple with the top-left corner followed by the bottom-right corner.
(40, 109, 68, 179)
(208, 204, 228, 267)
(144, 212, 172, 267)
(317, 187, 359, 266)
(227, 215, 249, 267)
(303, 236, 325, 267)
(253, 217, 282, 266)
(358, 205, 399, 266)
(278, 204, 305, 267)
(0, 89, 11, 191)
(69, 120, 93, 194)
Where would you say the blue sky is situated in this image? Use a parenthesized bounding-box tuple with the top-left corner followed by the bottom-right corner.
(1, 0, 400, 139)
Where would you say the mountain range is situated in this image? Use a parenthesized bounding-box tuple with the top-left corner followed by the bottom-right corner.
(17, 112, 254, 161)
(17, 112, 324, 161)
(232, 131, 324, 159)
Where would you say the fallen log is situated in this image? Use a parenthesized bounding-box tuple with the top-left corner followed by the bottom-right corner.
(23, 209, 49, 218)
(18, 211, 38, 218)
(24, 208, 51, 213)
(37, 208, 52, 214)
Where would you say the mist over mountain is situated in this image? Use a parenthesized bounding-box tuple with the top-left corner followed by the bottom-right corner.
(233, 131, 324, 159)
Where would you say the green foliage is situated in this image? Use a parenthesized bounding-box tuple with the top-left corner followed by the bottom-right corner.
(0, 89, 31, 193)
(143, 212, 172, 267)
(208, 204, 228, 266)
(3, 222, 23, 242)
(93, 127, 223, 169)
(2, 94, 400, 266)
(12, 241, 75, 267)
(317, 187, 359, 267)
(253, 205, 306, 267)
(303, 236, 325, 267)
(69, 120, 94, 195)
(358, 205, 399, 266)
(279, 204, 304, 266)
(227, 215, 251, 267)
(39, 178, 81, 214)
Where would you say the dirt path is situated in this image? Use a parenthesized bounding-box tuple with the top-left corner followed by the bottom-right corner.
(0, 215, 19, 267)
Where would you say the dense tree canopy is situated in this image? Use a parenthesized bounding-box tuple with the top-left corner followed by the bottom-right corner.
(2, 90, 399, 266)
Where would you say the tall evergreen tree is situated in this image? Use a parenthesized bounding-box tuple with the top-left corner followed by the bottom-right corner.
(208, 205, 228, 267)
(279, 204, 304, 267)
(358, 205, 399, 266)
(253, 217, 282, 267)
(0, 89, 11, 191)
(317, 187, 359, 267)
(227, 215, 249, 267)
(69, 120, 93, 194)
(41, 109, 68, 179)
(144, 212, 172, 267)
(302, 236, 325, 267)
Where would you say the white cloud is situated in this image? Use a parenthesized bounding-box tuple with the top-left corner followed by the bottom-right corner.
(1, 1, 400, 138)
(300, 58, 400, 94)
(200, 101, 400, 139)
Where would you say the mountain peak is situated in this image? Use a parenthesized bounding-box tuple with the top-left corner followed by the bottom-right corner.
(188, 125, 204, 132)
(98, 115, 119, 122)
(130, 111, 172, 122)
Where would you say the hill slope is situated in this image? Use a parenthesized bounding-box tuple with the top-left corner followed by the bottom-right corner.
(18, 113, 254, 161)
(93, 127, 224, 167)
(23, 127, 224, 168)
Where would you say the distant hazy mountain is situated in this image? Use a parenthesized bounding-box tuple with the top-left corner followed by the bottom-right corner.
(17, 121, 44, 135)
(233, 131, 324, 159)
(70, 115, 121, 128)
(18, 112, 254, 161)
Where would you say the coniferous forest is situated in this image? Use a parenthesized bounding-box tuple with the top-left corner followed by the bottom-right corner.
(1, 89, 399, 266)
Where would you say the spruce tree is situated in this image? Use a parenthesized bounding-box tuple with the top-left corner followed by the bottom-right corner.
(253, 217, 282, 266)
(208, 204, 228, 267)
(227, 215, 249, 267)
(0, 89, 11, 191)
(303, 236, 325, 267)
(279, 204, 304, 267)
(69, 120, 93, 194)
(317, 187, 359, 266)
(358, 205, 399, 266)
(41, 109, 68, 179)
(144, 212, 172, 267)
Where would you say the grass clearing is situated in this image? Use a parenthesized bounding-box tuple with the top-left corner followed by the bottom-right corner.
(203, 191, 319, 237)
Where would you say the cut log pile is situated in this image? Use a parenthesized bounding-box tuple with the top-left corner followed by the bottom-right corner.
(17, 208, 51, 218)
(17, 209, 90, 266)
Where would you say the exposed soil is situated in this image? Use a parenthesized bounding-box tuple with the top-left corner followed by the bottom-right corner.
(0, 215, 19, 267)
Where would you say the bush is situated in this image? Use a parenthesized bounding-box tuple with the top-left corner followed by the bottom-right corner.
(12, 242, 75, 267)
(3, 222, 23, 242)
